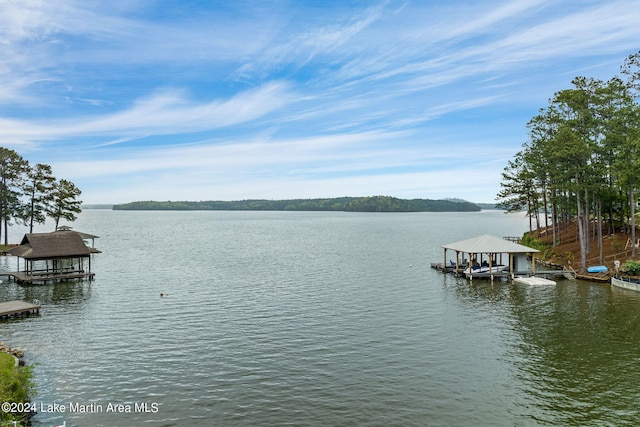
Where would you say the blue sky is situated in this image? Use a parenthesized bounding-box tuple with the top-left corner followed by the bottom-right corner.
(1, 0, 639, 204)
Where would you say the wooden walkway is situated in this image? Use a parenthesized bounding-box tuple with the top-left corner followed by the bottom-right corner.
(6, 270, 95, 284)
(575, 271, 612, 283)
(0, 300, 41, 319)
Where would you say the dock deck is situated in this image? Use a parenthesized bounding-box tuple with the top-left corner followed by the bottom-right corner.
(430, 262, 567, 280)
(6, 270, 95, 284)
(0, 300, 41, 319)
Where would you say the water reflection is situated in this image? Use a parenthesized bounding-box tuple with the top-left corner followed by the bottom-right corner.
(5, 210, 640, 426)
(447, 276, 640, 425)
(0, 279, 91, 305)
(0, 254, 93, 308)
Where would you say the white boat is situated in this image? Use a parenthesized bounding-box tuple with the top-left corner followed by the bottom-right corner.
(514, 277, 556, 286)
(464, 264, 508, 276)
(611, 276, 640, 292)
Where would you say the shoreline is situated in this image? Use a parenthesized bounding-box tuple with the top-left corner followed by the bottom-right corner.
(0, 341, 25, 363)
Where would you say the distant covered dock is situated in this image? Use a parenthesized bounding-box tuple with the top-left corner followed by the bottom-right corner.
(5, 230, 100, 284)
(432, 234, 541, 280)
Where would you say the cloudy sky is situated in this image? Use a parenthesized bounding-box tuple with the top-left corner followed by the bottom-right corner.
(1, 0, 639, 204)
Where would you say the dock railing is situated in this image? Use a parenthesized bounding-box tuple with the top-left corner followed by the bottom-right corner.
(503, 236, 521, 243)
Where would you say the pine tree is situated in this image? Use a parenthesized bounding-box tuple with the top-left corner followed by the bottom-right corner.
(47, 179, 82, 231)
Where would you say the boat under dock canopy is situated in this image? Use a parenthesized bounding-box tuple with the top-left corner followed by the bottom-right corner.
(439, 234, 540, 280)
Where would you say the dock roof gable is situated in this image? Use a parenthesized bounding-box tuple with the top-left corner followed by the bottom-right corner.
(7, 231, 97, 260)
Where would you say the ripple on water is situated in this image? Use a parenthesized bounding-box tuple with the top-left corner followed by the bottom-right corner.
(2, 211, 640, 426)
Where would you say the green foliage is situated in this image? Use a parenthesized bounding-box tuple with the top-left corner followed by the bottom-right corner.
(0, 353, 36, 426)
(0, 147, 29, 245)
(498, 50, 640, 270)
(23, 163, 56, 233)
(0, 147, 82, 239)
(520, 233, 552, 257)
(113, 196, 482, 212)
(564, 251, 574, 262)
(622, 260, 640, 275)
(46, 179, 82, 230)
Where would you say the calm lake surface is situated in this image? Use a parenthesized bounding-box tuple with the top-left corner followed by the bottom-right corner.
(1, 209, 640, 426)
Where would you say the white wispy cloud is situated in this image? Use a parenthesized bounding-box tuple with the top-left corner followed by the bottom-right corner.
(0, 82, 295, 147)
(233, 2, 387, 81)
(53, 134, 508, 203)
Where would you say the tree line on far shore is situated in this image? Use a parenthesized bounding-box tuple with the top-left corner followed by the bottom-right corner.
(0, 147, 82, 245)
(497, 50, 640, 271)
(113, 196, 481, 212)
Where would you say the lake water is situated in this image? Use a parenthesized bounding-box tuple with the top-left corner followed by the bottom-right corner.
(1, 209, 640, 426)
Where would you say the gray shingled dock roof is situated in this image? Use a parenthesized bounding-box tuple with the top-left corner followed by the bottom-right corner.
(442, 234, 539, 254)
(6, 231, 100, 260)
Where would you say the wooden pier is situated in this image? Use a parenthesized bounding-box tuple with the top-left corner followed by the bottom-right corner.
(0, 300, 41, 319)
(5, 270, 95, 285)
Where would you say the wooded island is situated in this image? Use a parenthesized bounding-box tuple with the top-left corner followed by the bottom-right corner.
(113, 196, 482, 212)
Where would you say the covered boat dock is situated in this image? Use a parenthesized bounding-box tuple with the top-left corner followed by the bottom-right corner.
(433, 234, 541, 281)
(4, 230, 100, 284)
